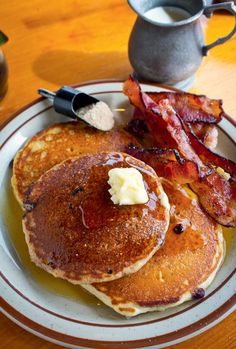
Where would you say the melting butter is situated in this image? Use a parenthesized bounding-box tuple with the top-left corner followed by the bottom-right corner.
(108, 168, 148, 205)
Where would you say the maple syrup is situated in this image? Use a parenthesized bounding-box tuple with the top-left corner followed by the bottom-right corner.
(222, 226, 234, 252)
(183, 184, 235, 249)
(3, 178, 99, 305)
(2, 175, 234, 305)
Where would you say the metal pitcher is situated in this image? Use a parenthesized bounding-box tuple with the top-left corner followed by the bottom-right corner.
(128, 0, 236, 88)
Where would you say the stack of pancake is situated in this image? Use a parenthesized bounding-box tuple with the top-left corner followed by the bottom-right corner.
(12, 121, 224, 317)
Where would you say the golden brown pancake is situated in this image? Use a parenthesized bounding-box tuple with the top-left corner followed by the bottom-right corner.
(83, 179, 224, 316)
(22, 152, 170, 284)
(12, 122, 139, 207)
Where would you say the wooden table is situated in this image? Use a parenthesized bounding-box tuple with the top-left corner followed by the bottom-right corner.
(0, 1, 235, 348)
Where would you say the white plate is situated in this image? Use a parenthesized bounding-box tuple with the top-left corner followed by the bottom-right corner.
(0, 80, 235, 349)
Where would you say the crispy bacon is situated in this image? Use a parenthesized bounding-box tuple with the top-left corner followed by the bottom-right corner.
(127, 147, 235, 226)
(146, 91, 224, 124)
(125, 77, 234, 177)
(126, 144, 200, 184)
(147, 98, 236, 226)
(186, 125, 236, 180)
(124, 76, 225, 123)
(149, 99, 236, 179)
(123, 75, 144, 111)
(130, 108, 218, 149)
(127, 143, 177, 161)
(142, 96, 209, 175)
(123, 76, 236, 227)
(124, 77, 209, 174)
(190, 174, 236, 227)
(191, 124, 218, 150)
(124, 76, 176, 147)
(124, 76, 221, 148)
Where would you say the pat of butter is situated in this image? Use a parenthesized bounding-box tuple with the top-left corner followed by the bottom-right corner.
(108, 168, 148, 205)
(216, 167, 231, 181)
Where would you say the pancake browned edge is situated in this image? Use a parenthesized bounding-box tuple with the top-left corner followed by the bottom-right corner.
(22, 152, 170, 284)
(12, 122, 139, 207)
(82, 179, 225, 316)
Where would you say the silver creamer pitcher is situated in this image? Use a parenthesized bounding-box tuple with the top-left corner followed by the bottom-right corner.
(128, 0, 236, 88)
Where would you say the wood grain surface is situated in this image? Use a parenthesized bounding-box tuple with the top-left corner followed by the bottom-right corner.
(0, 1, 235, 348)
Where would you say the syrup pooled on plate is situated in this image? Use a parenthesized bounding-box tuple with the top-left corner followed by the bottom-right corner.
(4, 169, 234, 299)
(3, 177, 100, 305)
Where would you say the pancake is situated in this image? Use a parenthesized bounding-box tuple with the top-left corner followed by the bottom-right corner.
(12, 122, 139, 207)
(82, 179, 225, 316)
(22, 152, 170, 284)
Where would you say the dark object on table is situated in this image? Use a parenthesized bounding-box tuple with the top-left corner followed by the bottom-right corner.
(0, 31, 8, 101)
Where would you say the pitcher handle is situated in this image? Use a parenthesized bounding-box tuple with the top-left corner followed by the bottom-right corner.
(202, 1, 236, 56)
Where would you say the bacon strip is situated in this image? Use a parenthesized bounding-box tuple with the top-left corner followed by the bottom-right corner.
(123, 77, 236, 227)
(146, 91, 224, 123)
(191, 124, 218, 150)
(186, 125, 236, 180)
(190, 174, 236, 227)
(126, 144, 200, 184)
(123, 75, 144, 111)
(124, 77, 235, 178)
(124, 76, 221, 148)
(142, 95, 210, 175)
(126, 143, 177, 161)
(147, 98, 236, 226)
(150, 99, 236, 179)
(124, 76, 225, 123)
(124, 77, 208, 173)
(124, 76, 176, 147)
(127, 146, 236, 226)
(129, 108, 218, 149)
